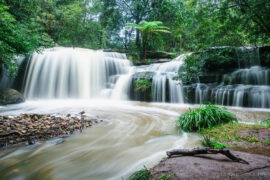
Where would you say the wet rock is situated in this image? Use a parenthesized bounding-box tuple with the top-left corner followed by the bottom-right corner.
(151, 150, 270, 180)
(28, 139, 35, 145)
(0, 89, 25, 105)
(0, 112, 102, 148)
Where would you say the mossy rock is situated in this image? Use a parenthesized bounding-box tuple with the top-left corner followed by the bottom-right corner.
(0, 89, 25, 105)
(260, 46, 270, 67)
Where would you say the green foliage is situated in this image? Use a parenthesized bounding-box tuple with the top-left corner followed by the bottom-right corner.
(128, 167, 150, 180)
(201, 123, 268, 145)
(134, 79, 152, 93)
(126, 21, 170, 60)
(158, 173, 174, 180)
(179, 48, 239, 84)
(179, 54, 202, 84)
(1, 0, 270, 76)
(264, 139, 270, 145)
(177, 104, 237, 132)
(261, 119, 270, 128)
(0, 2, 53, 76)
(202, 136, 228, 149)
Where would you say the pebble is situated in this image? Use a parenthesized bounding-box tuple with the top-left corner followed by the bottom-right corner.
(0, 113, 102, 148)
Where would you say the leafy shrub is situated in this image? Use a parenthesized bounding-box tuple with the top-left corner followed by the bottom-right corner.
(179, 54, 202, 84)
(202, 136, 228, 149)
(201, 48, 238, 71)
(261, 119, 270, 128)
(179, 48, 237, 85)
(134, 78, 152, 92)
(176, 104, 237, 132)
(128, 167, 150, 180)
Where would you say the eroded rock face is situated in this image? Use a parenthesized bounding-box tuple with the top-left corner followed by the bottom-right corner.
(0, 89, 25, 105)
(151, 150, 270, 180)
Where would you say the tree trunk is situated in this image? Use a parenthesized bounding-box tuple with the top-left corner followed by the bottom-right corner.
(142, 34, 147, 62)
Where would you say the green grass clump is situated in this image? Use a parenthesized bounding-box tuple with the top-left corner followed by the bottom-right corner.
(202, 136, 228, 149)
(128, 167, 150, 180)
(158, 173, 174, 180)
(177, 104, 237, 132)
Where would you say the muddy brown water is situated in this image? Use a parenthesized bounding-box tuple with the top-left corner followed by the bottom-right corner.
(0, 100, 269, 179)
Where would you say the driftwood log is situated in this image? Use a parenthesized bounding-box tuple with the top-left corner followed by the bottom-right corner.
(167, 148, 249, 164)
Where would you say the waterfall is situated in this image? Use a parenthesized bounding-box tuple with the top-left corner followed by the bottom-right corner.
(147, 54, 187, 103)
(4, 46, 268, 108)
(223, 66, 270, 85)
(235, 47, 260, 68)
(23, 47, 132, 99)
(193, 65, 270, 108)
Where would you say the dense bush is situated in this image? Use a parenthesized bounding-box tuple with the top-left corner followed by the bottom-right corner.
(179, 48, 238, 84)
(176, 104, 237, 132)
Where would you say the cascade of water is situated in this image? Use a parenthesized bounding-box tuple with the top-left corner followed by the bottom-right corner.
(223, 66, 270, 85)
(235, 47, 260, 68)
(23, 47, 132, 99)
(146, 54, 188, 103)
(194, 84, 270, 108)
(192, 47, 270, 108)
(111, 71, 134, 100)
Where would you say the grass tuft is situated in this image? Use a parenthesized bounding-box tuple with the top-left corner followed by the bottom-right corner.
(202, 136, 228, 149)
(128, 167, 150, 180)
(177, 104, 237, 132)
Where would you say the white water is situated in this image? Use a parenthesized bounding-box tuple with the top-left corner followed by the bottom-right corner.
(0, 100, 201, 179)
(144, 54, 188, 103)
(1, 47, 270, 179)
(24, 47, 132, 99)
(194, 65, 270, 108)
(224, 66, 270, 85)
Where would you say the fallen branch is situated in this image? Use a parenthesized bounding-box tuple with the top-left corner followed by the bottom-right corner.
(166, 148, 249, 164)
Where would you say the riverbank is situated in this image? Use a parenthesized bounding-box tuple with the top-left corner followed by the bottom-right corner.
(0, 112, 102, 149)
(129, 122, 270, 179)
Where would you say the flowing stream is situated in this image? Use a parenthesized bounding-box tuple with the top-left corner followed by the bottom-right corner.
(0, 100, 201, 179)
(1, 47, 270, 179)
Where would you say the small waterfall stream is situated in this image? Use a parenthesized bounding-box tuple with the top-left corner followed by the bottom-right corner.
(23, 47, 132, 99)
(1, 47, 269, 108)
(192, 47, 270, 108)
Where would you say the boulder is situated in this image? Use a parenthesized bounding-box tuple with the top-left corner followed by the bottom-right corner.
(259, 46, 270, 67)
(0, 89, 25, 105)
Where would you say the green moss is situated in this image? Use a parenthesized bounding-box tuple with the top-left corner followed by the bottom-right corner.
(176, 104, 237, 132)
(134, 78, 152, 93)
(128, 168, 150, 180)
(264, 139, 270, 145)
(194, 162, 200, 166)
(201, 123, 268, 145)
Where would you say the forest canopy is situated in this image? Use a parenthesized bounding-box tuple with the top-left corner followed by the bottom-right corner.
(1, 0, 270, 75)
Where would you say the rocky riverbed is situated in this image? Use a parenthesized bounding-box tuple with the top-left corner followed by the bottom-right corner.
(0, 112, 102, 148)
